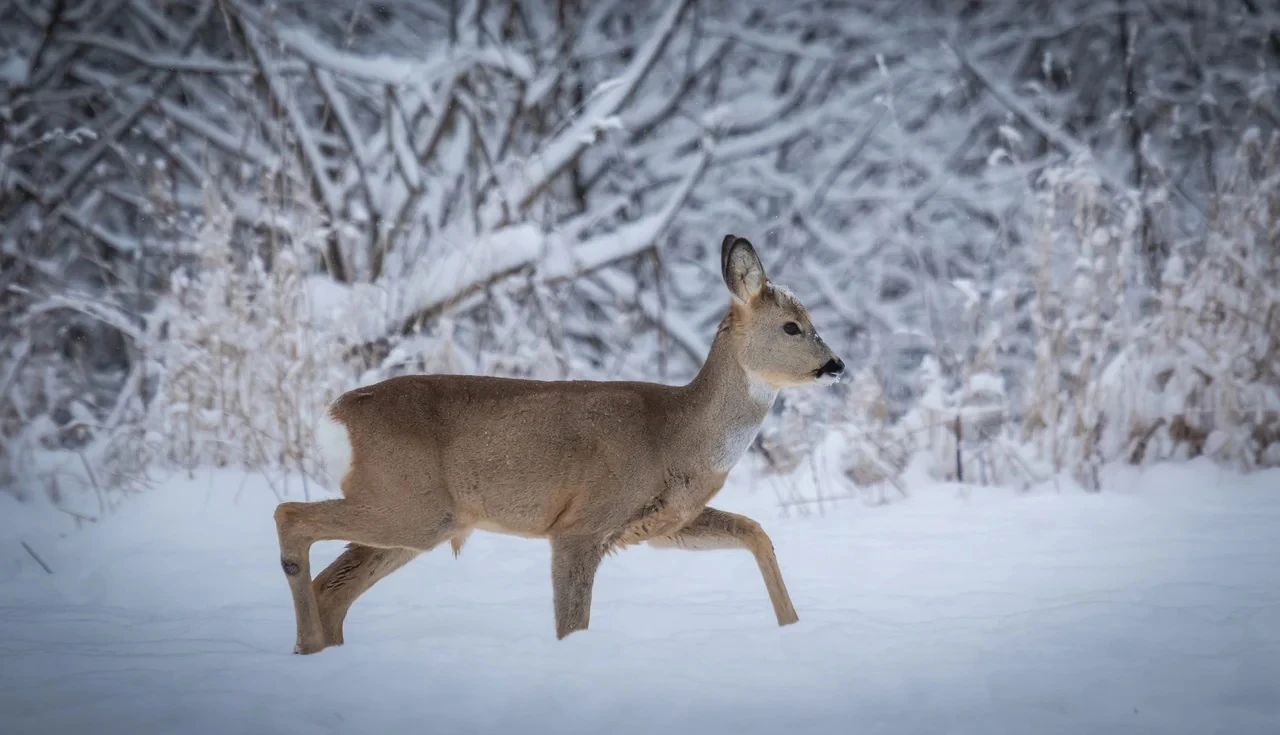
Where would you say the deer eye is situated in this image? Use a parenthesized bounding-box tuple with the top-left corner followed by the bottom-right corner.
(783, 322, 802, 336)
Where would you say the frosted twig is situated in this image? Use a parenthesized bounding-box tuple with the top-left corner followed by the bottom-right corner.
(505, 0, 693, 212)
(40, 0, 216, 213)
(949, 38, 1126, 193)
(20, 541, 53, 575)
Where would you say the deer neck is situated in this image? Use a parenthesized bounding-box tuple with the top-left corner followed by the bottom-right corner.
(682, 318, 777, 473)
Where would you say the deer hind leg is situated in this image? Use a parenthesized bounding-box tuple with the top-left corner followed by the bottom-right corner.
(312, 544, 421, 647)
(274, 498, 456, 654)
(649, 506, 799, 626)
(549, 535, 606, 639)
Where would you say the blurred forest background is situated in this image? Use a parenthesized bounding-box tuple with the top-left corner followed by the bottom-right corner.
(1, 0, 1277, 514)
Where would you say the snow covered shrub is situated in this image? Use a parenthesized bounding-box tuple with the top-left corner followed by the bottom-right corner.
(831, 367, 912, 491)
(760, 308, 1043, 497)
(0, 277, 157, 511)
(768, 132, 1278, 496)
(760, 364, 914, 503)
(1106, 132, 1280, 470)
(896, 353, 1043, 490)
(1024, 134, 1280, 482)
(375, 296, 574, 384)
(145, 188, 363, 495)
(1020, 157, 1139, 488)
(758, 390, 834, 478)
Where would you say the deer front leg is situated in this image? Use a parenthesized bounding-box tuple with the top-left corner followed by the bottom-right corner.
(550, 535, 605, 639)
(649, 506, 799, 626)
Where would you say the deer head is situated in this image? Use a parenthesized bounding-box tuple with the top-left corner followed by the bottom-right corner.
(719, 235, 845, 388)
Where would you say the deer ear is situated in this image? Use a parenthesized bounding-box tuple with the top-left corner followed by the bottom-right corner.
(721, 235, 766, 303)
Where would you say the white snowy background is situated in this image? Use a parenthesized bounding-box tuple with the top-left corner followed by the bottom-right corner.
(1, 1, 1278, 733)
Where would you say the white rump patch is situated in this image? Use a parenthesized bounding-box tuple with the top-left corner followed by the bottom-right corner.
(315, 407, 353, 488)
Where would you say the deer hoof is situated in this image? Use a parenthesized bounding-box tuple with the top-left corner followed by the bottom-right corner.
(294, 639, 326, 655)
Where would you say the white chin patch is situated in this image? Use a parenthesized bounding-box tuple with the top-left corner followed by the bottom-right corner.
(815, 372, 842, 386)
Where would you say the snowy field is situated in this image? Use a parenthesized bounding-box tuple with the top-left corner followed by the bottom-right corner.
(2, 459, 1278, 735)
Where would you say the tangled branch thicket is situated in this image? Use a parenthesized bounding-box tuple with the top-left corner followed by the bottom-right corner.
(1, 0, 1276, 509)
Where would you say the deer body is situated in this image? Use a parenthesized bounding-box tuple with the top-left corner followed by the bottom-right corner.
(275, 235, 844, 654)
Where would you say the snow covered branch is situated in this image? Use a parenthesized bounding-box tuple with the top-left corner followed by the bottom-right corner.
(502, 0, 693, 214)
(3, 0, 1278, 499)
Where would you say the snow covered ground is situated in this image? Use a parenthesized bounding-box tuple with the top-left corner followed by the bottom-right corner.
(2, 459, 1278, 735)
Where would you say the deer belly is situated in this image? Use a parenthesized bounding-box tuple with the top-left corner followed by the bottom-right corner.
(610, 513, 687, 550)
(471, 519, 548, 539)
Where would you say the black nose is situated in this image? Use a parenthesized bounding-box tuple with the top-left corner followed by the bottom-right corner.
(818, 357, 844, 377)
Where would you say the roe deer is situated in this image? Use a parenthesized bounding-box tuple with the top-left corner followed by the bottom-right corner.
(275, 234, 845, 654)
